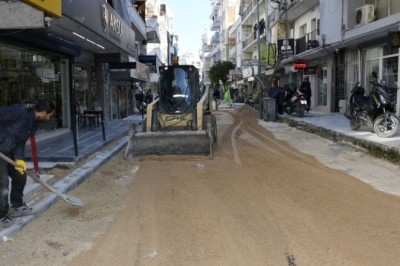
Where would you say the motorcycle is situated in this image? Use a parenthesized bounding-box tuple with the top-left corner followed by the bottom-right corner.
(283, 86, 308, 117)
(135, 91, 153, 115)
(344, 73, 399, 138)
(245, 96, 254, 107)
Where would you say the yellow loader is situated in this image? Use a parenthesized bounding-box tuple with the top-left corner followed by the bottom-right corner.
(125, 65, 217, 158)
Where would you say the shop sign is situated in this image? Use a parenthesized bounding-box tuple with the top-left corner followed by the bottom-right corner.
(229, 69, 242, 80)
(130, 61, 150, 81)
(139, 55, 157, 73)
(277, 39, 294, 55)
(23, 0, 61, 18)
(293, 61, 307, 70)
(388, 31, 400, 48)
(101, 4, 122, 41)
(304, 67, 316, 75)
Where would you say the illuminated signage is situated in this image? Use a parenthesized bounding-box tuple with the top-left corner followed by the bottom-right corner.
(293, 61, 307, 70)
(22, 0, 61, 18)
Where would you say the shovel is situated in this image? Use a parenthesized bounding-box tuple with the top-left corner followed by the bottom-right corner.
(0, 152, 84, 207)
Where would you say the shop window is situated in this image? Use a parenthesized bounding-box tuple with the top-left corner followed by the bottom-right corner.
(382, 56, 398, 89)
(346, 48, 360, 90)
(317, 66, 327, 106)
(74, 66, 89, 110)
(0, 43, 62, 129)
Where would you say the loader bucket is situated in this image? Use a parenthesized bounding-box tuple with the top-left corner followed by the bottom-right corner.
(125, 130, 212, 158)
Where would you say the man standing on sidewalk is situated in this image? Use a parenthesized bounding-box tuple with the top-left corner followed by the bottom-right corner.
(0, 100, 55, 227)
(300, 77, 312, 112)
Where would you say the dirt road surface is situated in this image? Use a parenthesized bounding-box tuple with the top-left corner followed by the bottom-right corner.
(1, 106, 400, 266)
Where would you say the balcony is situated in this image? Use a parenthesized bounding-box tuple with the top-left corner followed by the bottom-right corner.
(146, 18, 160, 43)
(210, 32, 220, 45)
(229, 19, 241, 39)
(211, 18, 221, 31)
(276, 0, 319, 22)
(241, 59, 263, 78)
(295, 29, 319, 54)
(202, 45, 213, 53)
(228, 44, 237, 59)
(127, 5, 146, 41)
(241, 0, 258, 22)
(243, 34, 256, 50)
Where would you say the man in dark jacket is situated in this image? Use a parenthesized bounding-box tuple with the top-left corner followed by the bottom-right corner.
(0, 100, 55, 227)
(300, 77, 312, 112)
(213, 89, 221, 110)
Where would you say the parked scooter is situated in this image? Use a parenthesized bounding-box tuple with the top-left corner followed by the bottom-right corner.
(245, 96, 254, 107)
(344, 73, 399, 138)
(283, 86, 308, 117)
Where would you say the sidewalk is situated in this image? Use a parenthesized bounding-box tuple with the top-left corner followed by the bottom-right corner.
(277, 111, 400, 162)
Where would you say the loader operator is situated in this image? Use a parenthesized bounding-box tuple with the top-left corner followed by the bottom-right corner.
(167, 69, 191, 112)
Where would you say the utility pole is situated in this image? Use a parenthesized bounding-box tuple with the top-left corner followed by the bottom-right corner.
(256, 0, 263, 118)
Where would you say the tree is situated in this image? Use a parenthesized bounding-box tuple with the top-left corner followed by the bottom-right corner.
(208, 60, 235, 89)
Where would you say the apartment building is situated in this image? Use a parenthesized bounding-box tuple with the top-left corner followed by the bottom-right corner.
(202, 0, 240, 86)
(203, 0, 400, 114)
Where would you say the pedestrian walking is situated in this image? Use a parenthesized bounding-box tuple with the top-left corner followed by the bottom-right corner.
(213, 89, 221, 110)
(0, 100, 55, 227)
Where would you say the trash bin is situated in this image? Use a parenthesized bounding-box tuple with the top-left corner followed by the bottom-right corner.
(263, 97, 276, 121)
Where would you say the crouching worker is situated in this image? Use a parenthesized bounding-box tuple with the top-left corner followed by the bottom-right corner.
(0, 100, 55, 227)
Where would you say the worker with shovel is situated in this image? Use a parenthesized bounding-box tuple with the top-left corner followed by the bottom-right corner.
(0, 100, 55, 227)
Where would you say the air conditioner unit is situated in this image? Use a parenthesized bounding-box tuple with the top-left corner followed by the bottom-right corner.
(355, 4, 375, 27)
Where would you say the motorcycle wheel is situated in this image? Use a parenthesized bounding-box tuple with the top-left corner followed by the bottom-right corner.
(373, 114, 399, 138)
(297, 105, 306, 117)
(349, 119, 361, 130)
(284, 104, 293, 115)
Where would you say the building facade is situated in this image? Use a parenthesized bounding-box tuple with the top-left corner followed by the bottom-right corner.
(0, 0, 150, 156)
(202, 0, 400, 114)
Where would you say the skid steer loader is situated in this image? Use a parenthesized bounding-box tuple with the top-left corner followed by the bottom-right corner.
(125, 65, 217, 158)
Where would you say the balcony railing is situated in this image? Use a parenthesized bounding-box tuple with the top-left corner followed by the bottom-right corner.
(295, 29, 319, 54)
(278, 0, 319, 22)
(228, 44, 237, 59)
(242, 33, 257, 50)
(211, 18, 221, 31)
(242, 0, 258, 20)
(210, 32, 220, 44)
(127, 5, 146, 40)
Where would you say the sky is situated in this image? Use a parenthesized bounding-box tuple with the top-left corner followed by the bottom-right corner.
(160, 0, 213, 55)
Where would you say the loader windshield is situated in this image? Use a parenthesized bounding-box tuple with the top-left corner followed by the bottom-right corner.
(159, 65, 199, 114)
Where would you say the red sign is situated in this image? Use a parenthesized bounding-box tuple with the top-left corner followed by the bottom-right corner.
(293, 61, 307, 70)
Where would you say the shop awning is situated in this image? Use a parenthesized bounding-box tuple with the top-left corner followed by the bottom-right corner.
(108, 61, 150, 82)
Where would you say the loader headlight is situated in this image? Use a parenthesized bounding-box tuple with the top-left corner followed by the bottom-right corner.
(173, 94, 187, 98)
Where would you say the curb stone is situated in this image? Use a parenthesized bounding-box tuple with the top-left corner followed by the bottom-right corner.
(278, 116, 400, 165)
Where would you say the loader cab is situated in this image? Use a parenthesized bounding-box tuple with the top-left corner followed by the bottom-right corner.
(158, 65, 200, 114)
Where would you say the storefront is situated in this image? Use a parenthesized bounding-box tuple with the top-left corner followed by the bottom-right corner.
(0, 34, 79, 131)
(0, 0, 138, 127)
